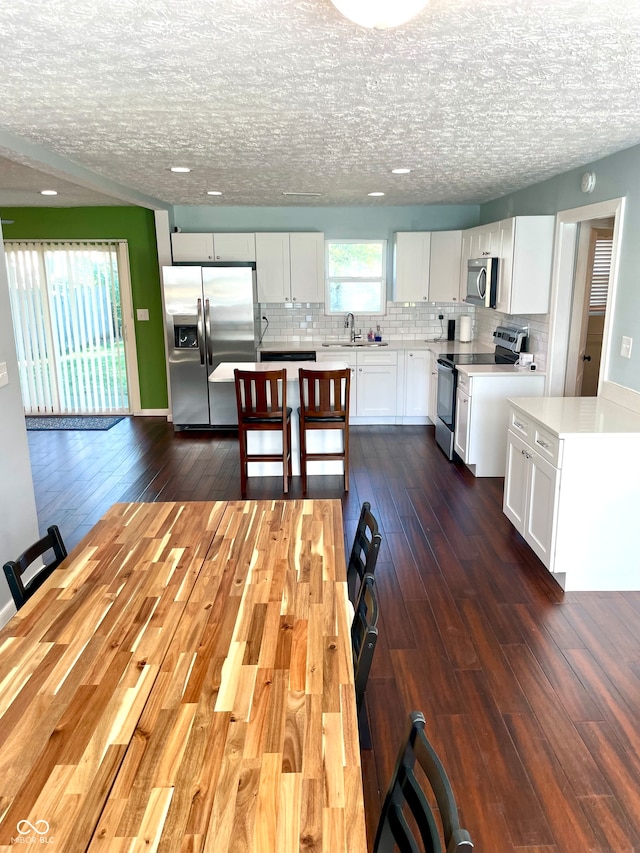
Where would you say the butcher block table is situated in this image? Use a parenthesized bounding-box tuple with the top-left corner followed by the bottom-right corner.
(0, 499, 366, 853)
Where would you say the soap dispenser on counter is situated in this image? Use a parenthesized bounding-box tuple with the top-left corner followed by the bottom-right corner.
(374, 324, 382, 342)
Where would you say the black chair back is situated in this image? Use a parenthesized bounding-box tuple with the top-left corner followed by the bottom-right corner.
(351, 572, 379, 713)
(373, 711, 474, 853)
(3, 525, 67, 610)
(347, 501, 382, 604)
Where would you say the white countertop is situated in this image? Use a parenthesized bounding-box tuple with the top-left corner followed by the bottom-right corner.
(258, 339, 494, 355)
(457, 364, 546, 378)
(209, 361, 349, 381)
(508, 395, 640, 437)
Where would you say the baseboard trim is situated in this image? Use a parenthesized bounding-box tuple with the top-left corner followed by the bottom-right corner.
(600, 381, 640, 414)
(133, 409, 171, 418)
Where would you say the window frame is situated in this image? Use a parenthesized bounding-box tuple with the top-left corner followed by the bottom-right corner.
(324, 238, 387, 316)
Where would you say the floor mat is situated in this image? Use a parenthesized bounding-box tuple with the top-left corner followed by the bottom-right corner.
(25, 416, 126, 431)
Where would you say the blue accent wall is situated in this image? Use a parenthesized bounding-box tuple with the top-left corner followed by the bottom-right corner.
(480, 142, 640, 394)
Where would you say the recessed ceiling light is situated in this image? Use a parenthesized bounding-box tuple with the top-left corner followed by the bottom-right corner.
(391, 168, 411, 175)
(207, 190, 222, 196)
(170, 166, 191, 173)
(368, 191, 385, 197)
(40, 190, 58, 196)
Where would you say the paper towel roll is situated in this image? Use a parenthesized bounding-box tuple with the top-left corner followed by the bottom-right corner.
(459, 315, 472, 342)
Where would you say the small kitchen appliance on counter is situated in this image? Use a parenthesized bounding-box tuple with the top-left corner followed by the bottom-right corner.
(435, 324, 528, 460)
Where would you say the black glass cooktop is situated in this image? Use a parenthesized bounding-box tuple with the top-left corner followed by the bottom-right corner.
(439, 350, 518, 366)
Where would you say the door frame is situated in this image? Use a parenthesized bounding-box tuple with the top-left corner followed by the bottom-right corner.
(546, 197, 625, 398)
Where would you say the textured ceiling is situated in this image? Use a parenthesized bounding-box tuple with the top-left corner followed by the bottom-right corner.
(1, 0, 640, 208)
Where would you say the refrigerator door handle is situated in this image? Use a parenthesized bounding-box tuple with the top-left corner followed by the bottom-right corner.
(205, 298, 213, 366)
(197, 298, 205, 365)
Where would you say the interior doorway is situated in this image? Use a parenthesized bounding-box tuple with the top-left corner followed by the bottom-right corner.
(546, 197, 625, 399)
(564, 218, 614, 397)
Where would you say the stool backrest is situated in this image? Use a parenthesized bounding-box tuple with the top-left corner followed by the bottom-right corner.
(299, 368, 350, 419)
(234, 369, 287, 420)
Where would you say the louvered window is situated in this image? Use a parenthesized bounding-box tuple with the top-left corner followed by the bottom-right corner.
(588, 229, 613, 313)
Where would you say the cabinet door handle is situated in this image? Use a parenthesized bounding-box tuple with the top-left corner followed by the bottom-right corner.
(536, 439, 550, 449)
(514, 420, 526, 430)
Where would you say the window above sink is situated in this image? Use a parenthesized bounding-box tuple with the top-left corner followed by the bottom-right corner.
(325, 239, 387, 316)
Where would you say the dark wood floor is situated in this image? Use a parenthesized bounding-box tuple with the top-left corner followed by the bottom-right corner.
(28, 416, 640, 852)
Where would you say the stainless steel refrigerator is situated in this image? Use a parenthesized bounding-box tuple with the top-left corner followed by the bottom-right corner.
(163, 264, 259, 429)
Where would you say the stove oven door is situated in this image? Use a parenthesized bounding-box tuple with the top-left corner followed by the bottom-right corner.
(436, 359, 456, 427)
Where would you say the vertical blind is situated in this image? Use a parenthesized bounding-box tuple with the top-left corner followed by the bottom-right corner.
(588, 229, 613, 313)
(5, 241, 129, 415)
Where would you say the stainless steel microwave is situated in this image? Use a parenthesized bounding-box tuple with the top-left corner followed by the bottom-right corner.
(465, 257, 498, 308)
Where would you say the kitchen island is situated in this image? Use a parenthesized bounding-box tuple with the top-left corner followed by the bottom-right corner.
(210, 360, 349, 478)
(504, 395, 640, 590)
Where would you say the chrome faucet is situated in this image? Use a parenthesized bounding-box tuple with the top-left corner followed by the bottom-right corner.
(344, 312, 361, 342)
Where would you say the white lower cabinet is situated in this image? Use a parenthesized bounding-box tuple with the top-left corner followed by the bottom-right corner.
(403, 350, 430, 419)
(452, 370, 545, 477)
(356, 350, 398, 418)
(504, 429, 559, 568)
(315, 351, 357, 415)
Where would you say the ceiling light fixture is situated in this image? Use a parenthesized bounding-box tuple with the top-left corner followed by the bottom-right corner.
(40, 189, 58, 196)
(207, 190, 222, 196)
(170, 166, 191, 173)
(330, 0, 428, 29)
(391, 168, 411, 174)
(368, 191, 385, 197)
(282, 191, 322, 197)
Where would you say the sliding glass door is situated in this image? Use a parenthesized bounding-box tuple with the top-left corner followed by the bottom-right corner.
(6, 241, 132, 415)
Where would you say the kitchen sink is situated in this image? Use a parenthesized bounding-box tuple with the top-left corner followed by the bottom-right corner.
(321, 341, 389, 347)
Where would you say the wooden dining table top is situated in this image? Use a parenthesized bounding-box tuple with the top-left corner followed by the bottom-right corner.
(0, 499, 366, 853)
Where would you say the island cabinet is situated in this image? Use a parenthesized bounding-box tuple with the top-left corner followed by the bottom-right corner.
(256, 232, 324, 304)
(171, 231, 256, 262)
(503, 396, 640, 591)
(453, 368, 545, 477)
(393, 230, 462, 303)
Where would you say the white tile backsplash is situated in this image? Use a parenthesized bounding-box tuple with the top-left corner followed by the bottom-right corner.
(258, 301, 550, 367)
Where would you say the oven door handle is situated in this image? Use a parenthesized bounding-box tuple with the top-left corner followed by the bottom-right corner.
(437, 359, 454, 369)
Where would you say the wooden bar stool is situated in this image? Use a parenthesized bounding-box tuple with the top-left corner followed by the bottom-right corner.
(234, 368, 292, 498)
(298, 367, 351, 494)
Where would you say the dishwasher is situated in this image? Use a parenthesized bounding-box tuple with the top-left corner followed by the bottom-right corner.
(259, 351, 316, 362)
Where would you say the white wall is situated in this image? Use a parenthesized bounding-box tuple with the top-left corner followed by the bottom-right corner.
(0, 224, 40, 624)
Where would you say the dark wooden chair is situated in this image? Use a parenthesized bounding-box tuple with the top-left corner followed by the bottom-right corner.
(373, 711, 474, 853)
(298, 368, 350, 494)
(347, 501, 382, 606)
(351, 572, 379, 726)
(3, 525, 68, 611)
(234, 368, 292, 498)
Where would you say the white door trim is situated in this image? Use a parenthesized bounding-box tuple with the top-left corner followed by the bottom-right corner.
(116, 241, 142, 414)
(547, 197, 626, 398)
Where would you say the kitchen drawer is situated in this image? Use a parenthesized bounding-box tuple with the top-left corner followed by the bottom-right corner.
(457, 372, 470, 394)
(509, 406, 532, 441)
(532, 423, 562, 467)
(357, 349, 398, 366)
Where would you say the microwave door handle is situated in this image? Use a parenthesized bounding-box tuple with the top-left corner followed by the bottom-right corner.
(197, 298, 205, 365)
(477, 267, 486, 298)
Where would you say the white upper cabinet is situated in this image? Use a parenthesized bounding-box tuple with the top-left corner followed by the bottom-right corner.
(171, 232, 214, 262)
(255, 233, 291, 303)
(429, 230, 462, 303)
(211, 233, 256, 261)
(494, 216, 555, 315)
(393, 232, 431, 302)
(171, 232, 256, 262)
(289, 232, 324, 302)
(256, 232, 325, 304)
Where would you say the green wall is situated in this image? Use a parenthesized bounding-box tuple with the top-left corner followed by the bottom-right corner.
(0, 206, 167, 409)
